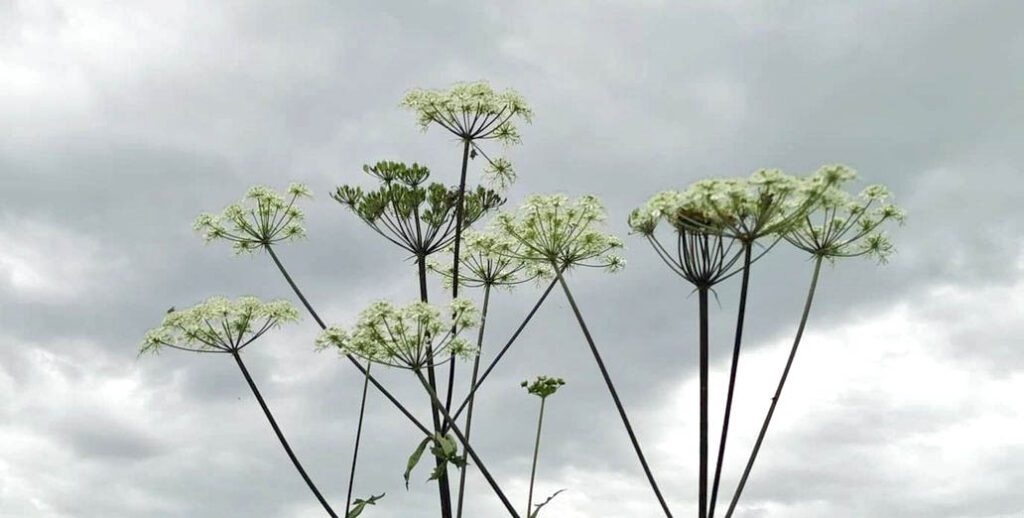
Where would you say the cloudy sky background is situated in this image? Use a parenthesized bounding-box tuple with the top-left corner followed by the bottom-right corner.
(2, 1, 1023, 516)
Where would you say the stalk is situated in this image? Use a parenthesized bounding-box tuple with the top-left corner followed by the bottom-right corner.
(555, 270, 674, 518)
(698, 288, 709, 518)
(418, 254, 455, 518)
(456, 283, 492, 518)
(415, 370, 522, 518)
(723, 256, 823, 518)
(708, 243, 752, 518)
(445, 138, 473, 415)
(526, 397, 547, 518)
(232, 351, 338, 517)
(449, 276, 558, 425)
(345, 362, 372, 516)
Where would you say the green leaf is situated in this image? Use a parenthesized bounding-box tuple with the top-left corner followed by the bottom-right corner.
(529, 489, 566, 518)
(404, 437, 431, 489)
(347, 493, 385, 518)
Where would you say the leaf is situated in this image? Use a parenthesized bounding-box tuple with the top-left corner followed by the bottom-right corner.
(347, 493, 385, 518)
(404, 437, 431, 489)
(529, 489, 566, 518)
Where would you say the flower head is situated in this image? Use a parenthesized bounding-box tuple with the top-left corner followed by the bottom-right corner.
(521, 376, 566, 399)
(402, 81, 532, 144)
(194, 183, 312, 254)
(491, 194, 625, 273)
(785, 181, 905, 263)
(316, 299, 479, 370)
(333, 161, 504, 256)
(141, 297, 299, 354)
(427, 230, 550, 289)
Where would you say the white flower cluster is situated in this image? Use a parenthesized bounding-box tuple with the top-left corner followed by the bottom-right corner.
(427, 230, 551, 289)
(141, 296, 300, 354)
(194, 183, 312, 254)
(786, 182, 906, 262)
(316, 299, 480, 370)
(491, 194, 626, 273)
(401, 81, 532, 144)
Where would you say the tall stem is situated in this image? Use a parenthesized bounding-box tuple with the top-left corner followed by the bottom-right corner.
(698, 288, 709, 518)
(526, 397, 547, 518)
(446, 138, 473, 415)
(724, 256, 823, 518)
(345, 362, 372, 516)
(418, 254, 455, 518)
(415, 370, 522, 518)
(555, 271, 674, 518)
(708, 243, 752, 518)
(231, 351, 338, 518)
(456, 283, 492, 518)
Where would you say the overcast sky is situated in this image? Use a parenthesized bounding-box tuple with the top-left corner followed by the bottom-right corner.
(2, 1, 1023, 517)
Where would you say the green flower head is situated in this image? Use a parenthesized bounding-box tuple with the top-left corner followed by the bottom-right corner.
(427, 230, 551, 289)
(194, 183, 312, 254)
(785, 180, 906, 263)
(333, 161, 505, 256)
(141, 297, 300, 354)
(492, 194, 625, 273)
(316, 299, 480, 370)
(521, 376, 566, 399)
(401, 81, 532, 144)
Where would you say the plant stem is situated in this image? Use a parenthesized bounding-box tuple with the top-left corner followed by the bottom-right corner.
(231, 351, 338, 518)
(527, 397, 547, 518)
(698, 288, 709, 518)
(448, 276, 558, 425)
(708, 243, 752, 518)
(345, 361, 372, 517)
(555, 271, 674, 518)
(456, 283, 492, 518)
(445, 138, 472, 416)
(415, 370, 522, 518)
(418, 254, 455, 518)
(265, 245, 431, 435)
(723, 256, 823, 518)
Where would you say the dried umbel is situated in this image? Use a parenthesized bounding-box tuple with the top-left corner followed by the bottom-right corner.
(492, 194, 625, 273)
(317, 299, 480, 370)
(141, 296, 299, 354)
(194, 184, 312, 254)
(427, 230, 550, 289)
(786, 181, 906, 262)
(333, 161, 504, 256)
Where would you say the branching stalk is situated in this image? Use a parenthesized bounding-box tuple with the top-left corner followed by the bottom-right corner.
(345, 361, 372, 517)
(456, 283, 492, 518)
(555, 270, 674, 518)
(724, 256, 824, 518)
(708, 243, 752, 518)
(232, 351, 338, 518)
(526, 397, 546, 518)
(698, 288, 709, 518)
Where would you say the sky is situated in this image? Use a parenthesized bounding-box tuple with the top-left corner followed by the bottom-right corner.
(2, 1, 1023, 517)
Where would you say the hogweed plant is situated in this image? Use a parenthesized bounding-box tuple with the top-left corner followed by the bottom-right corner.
(142, 80, 904, 518)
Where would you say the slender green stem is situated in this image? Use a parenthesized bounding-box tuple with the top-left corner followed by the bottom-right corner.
(414, 370, 522, 518)
(345, 361, 372, 517)
(708, 243, 752, 518)
(723, 256, 823, 518)
(555, 271, 674, 518)
(231, 351, 338, 518)
(418, 254, 455, 518)
(448, 276, 558, 426)
(698, 288, 709, 518)
(527, 397, 547, 518)
(456, 283, 492, 518)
